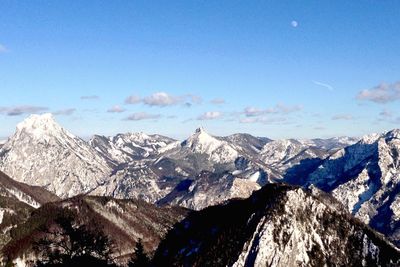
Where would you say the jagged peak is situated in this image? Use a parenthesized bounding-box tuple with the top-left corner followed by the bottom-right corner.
(14, 113, 73, 140)
(195, 126, 206, 134)
(185, 127, 216, 145)
(384, 128, 400, 139)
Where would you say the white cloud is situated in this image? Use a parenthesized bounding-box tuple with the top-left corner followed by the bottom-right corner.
(53, 108, 76, 116)
(124, 92, 202, 107)
(125, 95, 141, 104)
(0, 105, 49, 116)
(356, 81, 400, 104)
(124, 112, 160, 121)
(143, 92, 181, 106)
(107, 105, 126, 113)
(197, 111, 222, 120)
(291, 20, 298, 27)
(332, 114, 354, 120)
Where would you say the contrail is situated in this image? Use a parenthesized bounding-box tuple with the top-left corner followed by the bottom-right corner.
(312, 80, 334, 91)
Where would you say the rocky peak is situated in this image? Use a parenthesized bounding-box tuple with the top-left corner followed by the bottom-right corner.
(153, 184, 400, 266)
(0, 114, 111, 198)
(14, 113, 68, 140)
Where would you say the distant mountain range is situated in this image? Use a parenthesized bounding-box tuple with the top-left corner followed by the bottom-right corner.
(0, 114, 357, 208)
(1, 113, 400, 266)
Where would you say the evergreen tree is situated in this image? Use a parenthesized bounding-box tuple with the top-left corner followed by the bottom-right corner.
(128, 239, 150, 267)
(33, 211, 115, 267)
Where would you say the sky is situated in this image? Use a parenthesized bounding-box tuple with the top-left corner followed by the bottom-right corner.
(0, 1, 400, 140)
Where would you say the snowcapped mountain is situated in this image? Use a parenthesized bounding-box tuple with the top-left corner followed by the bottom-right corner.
(89, 132, 176, 165)
(220, 133, 271, 155)
(153, 184, 400, 267)
(296, 129, 400, 246)
(260, 139, 329, 173)
(0, 114, 361, 213)
(2, 194, 187, 266)
(300, 136, 359, 152)
(157, 171, 261, 210)
(0, 114, 112, 198)
(91, 127, 277, 210)
(181, 127, 239, 163)
(0, 140, 6, 149)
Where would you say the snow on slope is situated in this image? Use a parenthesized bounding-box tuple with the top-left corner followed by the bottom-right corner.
(304, 129, 400, 246)
(181, 127, 239, 163)
(89, 132, 175, 164)
(0, 114, 111, 198)
(157, 171, 261, 210)
(153, 184, 400, 267)
(260, 139, 328, 173)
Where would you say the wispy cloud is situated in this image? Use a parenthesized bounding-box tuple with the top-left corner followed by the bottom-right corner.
(243, 104, 303, 117)
(53, 108, 76, 116)
(0, 44, 8, 53)
(314, 126, 326, 130)
(312, 80, 334, 91)
(80, 95, 100, 100)
(197, 111, 222, 120)
(269, 103, 303, 114)
(0, 105, 49, 116)
(332, 114, 354, 120)
(239, 117, 285, 124)
(210, 98, 225, 105)
(125, 95, 141, 104)
(379, 109, 392, 118)
(107, 105, 126, 113)
(243, 107, 264, 117)
(185, 94, 203, 105)
(356, 81, 400, 104)
(124, 112, 160, 121)
(125, 92, 202, 107)
(376, 109, 400, 124)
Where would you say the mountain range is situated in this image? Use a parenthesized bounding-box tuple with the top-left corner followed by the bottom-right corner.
(0, 114, 356, 208)
(0, 113, 399, 266)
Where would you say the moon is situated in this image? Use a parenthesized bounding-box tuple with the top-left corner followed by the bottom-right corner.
(291, 20, 298, 28)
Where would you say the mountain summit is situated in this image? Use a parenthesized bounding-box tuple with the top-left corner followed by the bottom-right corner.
(14, 113, 67, 140)
(0, 114, 111, 198)
(182, 127, 238, 163)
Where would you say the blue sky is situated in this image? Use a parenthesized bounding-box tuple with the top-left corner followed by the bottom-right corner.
(0, 1, 399, 140)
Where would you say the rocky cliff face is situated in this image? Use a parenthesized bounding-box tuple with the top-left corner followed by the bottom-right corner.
(300, 129, 400, 246)
(153, 184, 400, 267)
(0, 114, 112, 198)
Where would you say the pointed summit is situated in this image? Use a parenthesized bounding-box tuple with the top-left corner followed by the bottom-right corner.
(185, 127, 215, 148)
(195, 126, 205, 134)
(15, 113, 70, 140)
(181, 127, 238, 163)
(0, 114, 111, 198)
